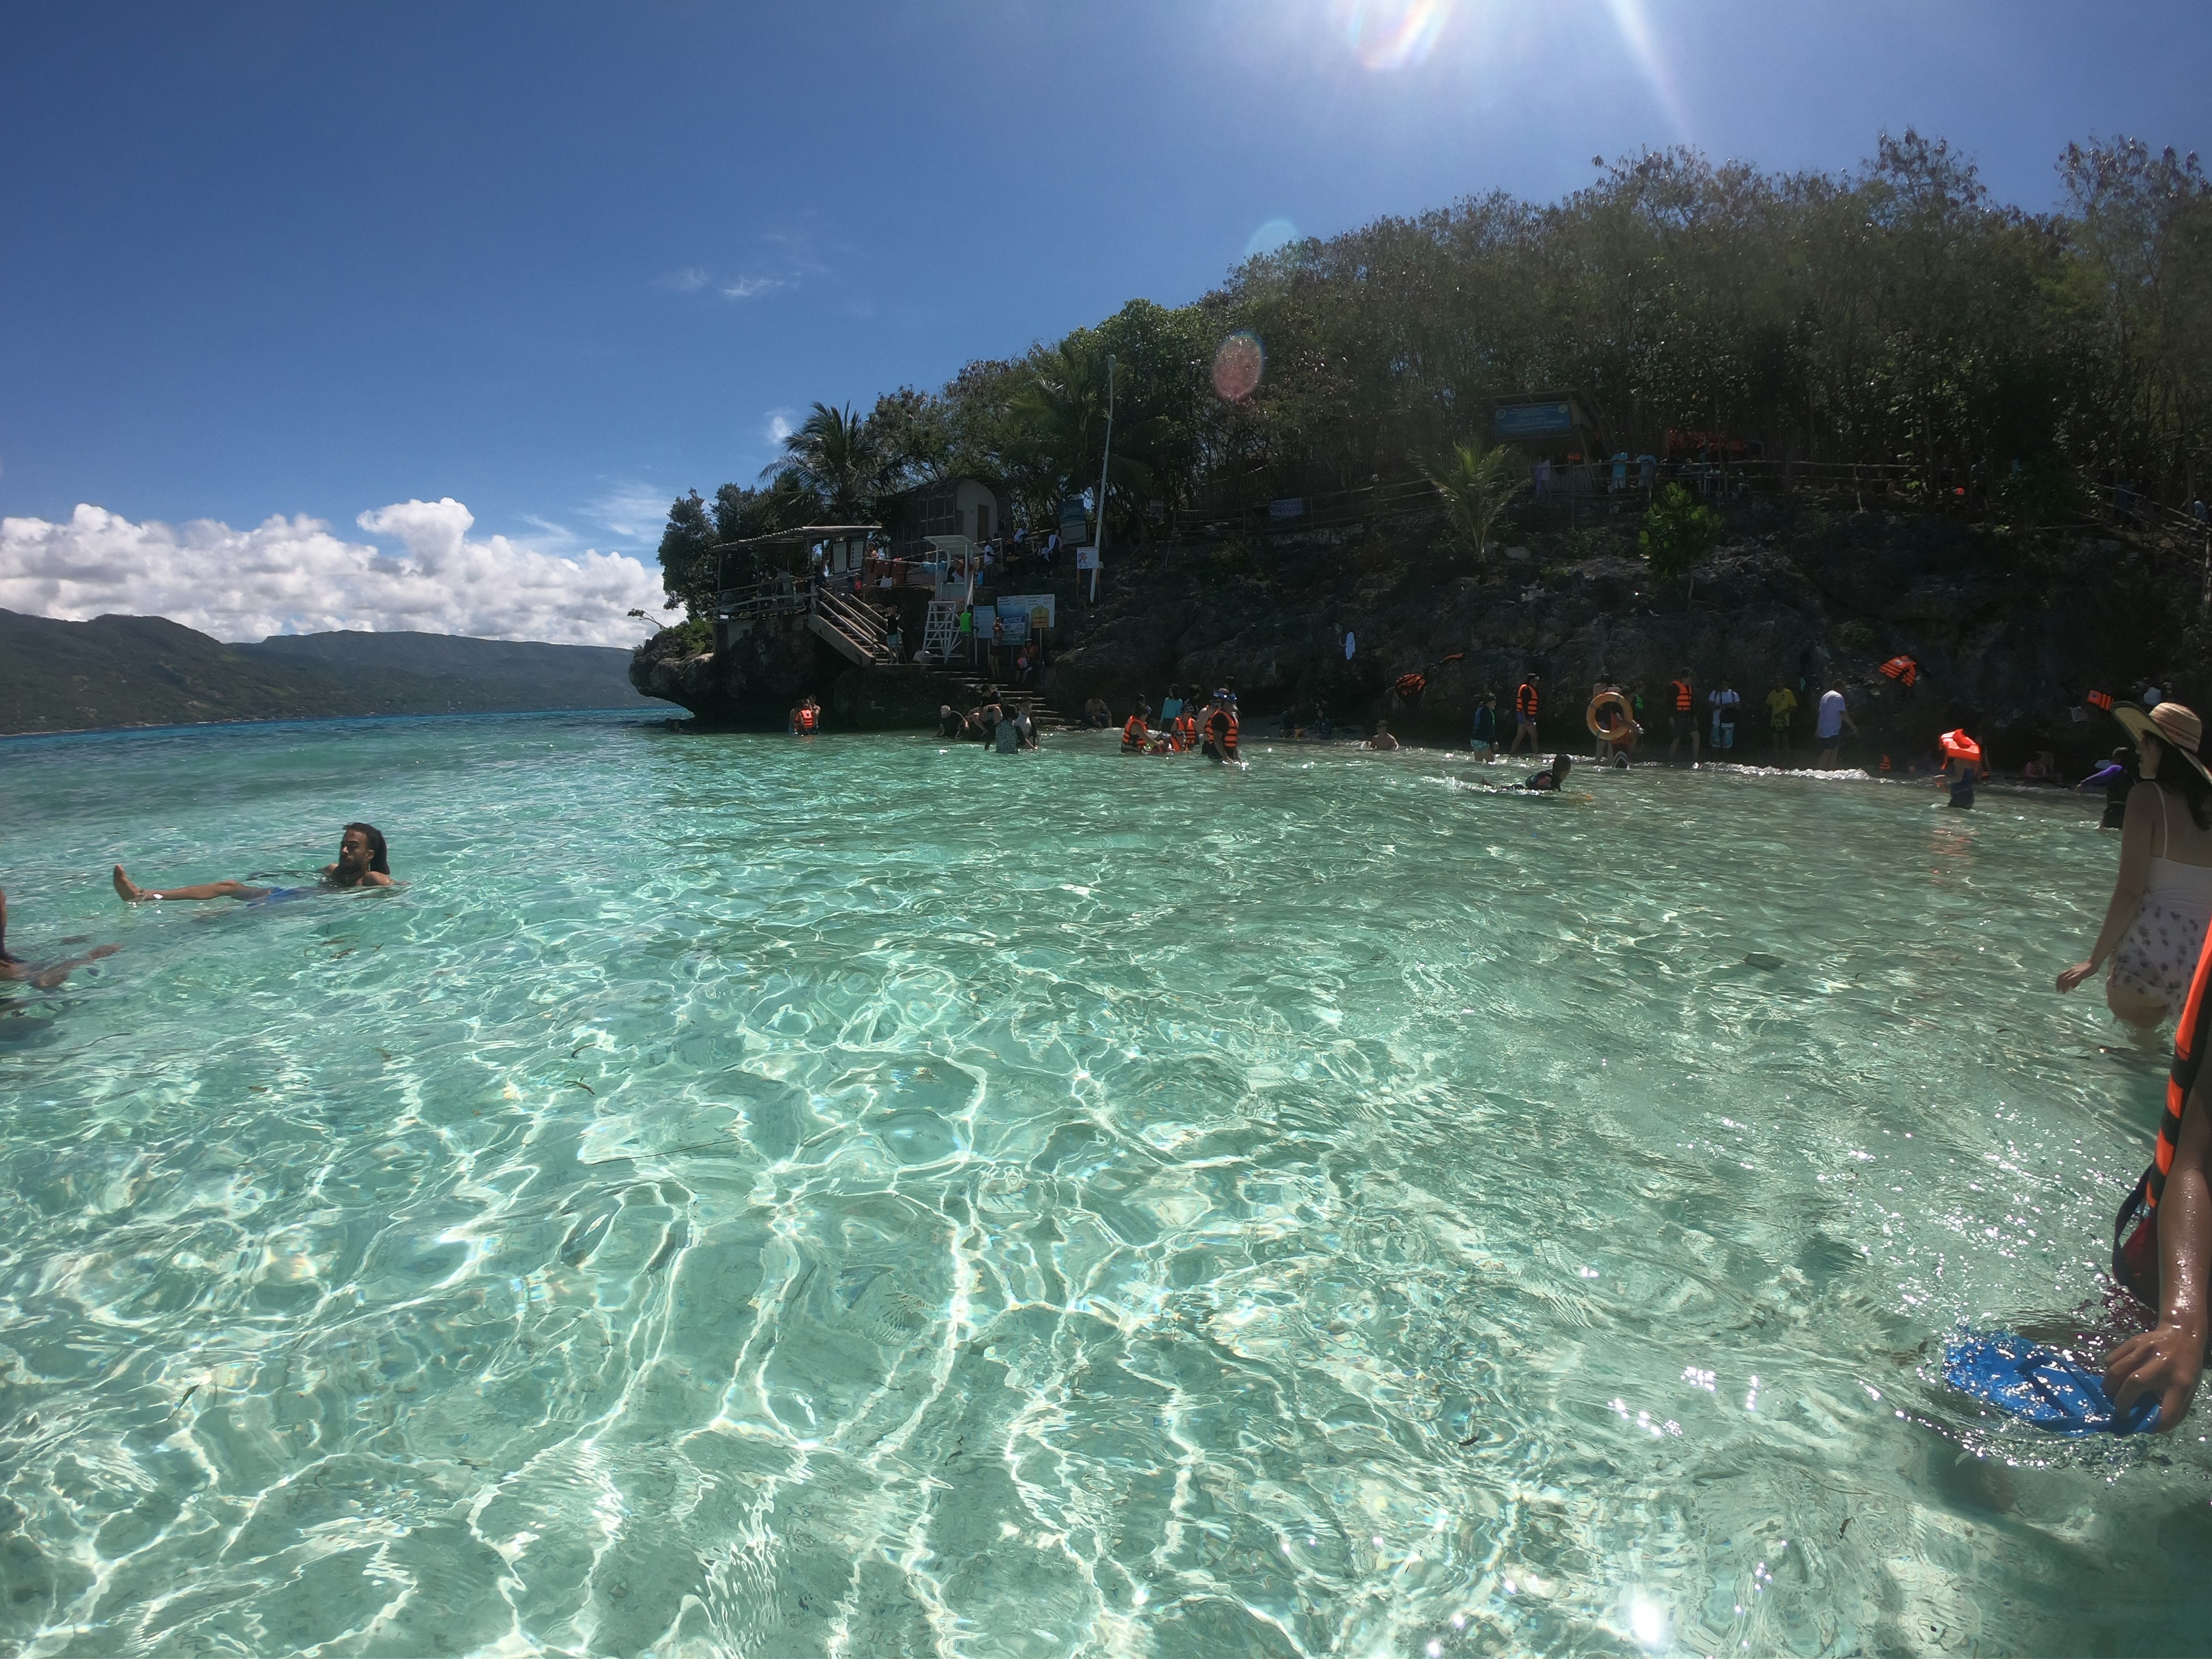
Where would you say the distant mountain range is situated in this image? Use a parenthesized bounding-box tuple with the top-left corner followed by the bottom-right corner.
(0, 609, 663, 735)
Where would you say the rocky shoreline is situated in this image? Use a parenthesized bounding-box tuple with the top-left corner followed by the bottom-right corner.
(634, 503, 2206, 769)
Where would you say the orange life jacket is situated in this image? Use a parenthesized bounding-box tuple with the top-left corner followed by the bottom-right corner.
(1671, 679, 1693, 712)
(1516, 682, 1539, 719)
(2088, 690, 2115, 710)
(1122, 715, 1147, 747)
(1207, 709, 1238, 749)
(2118, 931, 2212, 1300)
(1878, 656, 1918, 688)
(1174, 713, 1198, 745)
(797, 704, 817, 732)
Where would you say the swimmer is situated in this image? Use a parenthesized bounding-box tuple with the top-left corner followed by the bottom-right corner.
(113, 823, 396, 903)
(1365, 721, 1400, 752)
(0, 885, 119, 988)
(1522, 753, 1574, 792)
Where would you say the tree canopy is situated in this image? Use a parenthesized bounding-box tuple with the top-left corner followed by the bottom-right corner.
(658, 131, 2212, 609)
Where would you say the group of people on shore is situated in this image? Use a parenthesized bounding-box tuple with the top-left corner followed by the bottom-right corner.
(1459, 669, 1867, 770)
(1, 824, 396, 990)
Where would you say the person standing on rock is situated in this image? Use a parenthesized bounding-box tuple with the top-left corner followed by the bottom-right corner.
(1815, 686, 1859, 769)
(1666, 671, 1700, 764)
(1709, 679, 1741, 756)
(1766, 677, 1799, 765)
(1510, 676, 1541, 755)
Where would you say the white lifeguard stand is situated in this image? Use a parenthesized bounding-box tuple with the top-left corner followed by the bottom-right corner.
(919, 535, 976, 664)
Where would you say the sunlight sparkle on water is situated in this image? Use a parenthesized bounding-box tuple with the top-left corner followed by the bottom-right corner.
(0, 714, 2201, 1654)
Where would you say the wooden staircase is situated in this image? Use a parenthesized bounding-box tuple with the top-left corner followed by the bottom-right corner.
(806, 586, 896, 666)
(926, 669, 1074, 733)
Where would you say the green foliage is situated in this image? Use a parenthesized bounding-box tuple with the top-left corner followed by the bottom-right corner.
(1839, 619, 1878, 653)
(764, 403, 882, 520)
(1995, 456, 2090, 525)
(654, 128, 2212, 570)
(1420, 442, 1519, 559)
(656, 490, 715, 609)
(642, 618, 714, 660)
(1639, 485, 1724, 581)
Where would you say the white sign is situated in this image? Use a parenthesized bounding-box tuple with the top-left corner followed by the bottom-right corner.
(1075, 545, 1100, 571)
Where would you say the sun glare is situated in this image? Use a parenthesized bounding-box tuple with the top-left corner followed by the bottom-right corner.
(1340, 0, 1454, 71)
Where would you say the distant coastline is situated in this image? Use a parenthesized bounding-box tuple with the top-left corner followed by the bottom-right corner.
(0, 609, 670, 736)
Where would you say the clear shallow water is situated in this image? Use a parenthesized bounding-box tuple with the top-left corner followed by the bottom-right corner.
(0, 713, 2205, 1657)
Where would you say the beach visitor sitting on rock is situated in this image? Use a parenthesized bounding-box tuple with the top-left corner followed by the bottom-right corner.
(2058, 703, 2212, 1031)
(112, 823, 396, 904)
(1, 885, 119, 988)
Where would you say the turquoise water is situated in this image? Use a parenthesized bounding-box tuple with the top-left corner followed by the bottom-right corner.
(0, 713, 2204, 1656)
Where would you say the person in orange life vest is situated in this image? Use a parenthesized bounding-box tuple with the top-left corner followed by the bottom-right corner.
(1509, 676, 1541, 755)
(1173, 708, 1198, 749)
(1202, 692, 1240, 764)
(1122, 707, 1149, 752)
(1666, 669, 1700, 763)
(790, 698, 820, 734)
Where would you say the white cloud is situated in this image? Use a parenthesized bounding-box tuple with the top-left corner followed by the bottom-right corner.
(765, 409, 796, 446)
(0, 498, 664, 647)
(583, 481, 675, 546)
(658, 266, 711, 292)
(719, 274, 783, 300)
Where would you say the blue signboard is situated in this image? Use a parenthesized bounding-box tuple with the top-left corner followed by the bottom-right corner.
(1493, 401, 1575, 439)
(1269, 498, 1305, 520)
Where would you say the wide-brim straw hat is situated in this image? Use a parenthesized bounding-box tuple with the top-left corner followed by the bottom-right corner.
(2113, 700, 2212, 785)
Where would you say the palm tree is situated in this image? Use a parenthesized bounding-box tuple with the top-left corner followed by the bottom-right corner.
(1421, 442, 1521, 560)
(1009, 335, 1168, 537)
(763, 402, 881, 520)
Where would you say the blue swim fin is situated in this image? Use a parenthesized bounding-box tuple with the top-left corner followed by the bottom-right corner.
(1942, 1329, 2160, 1437)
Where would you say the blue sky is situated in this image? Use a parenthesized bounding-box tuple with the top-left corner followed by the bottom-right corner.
(2, 1, 2207, 639)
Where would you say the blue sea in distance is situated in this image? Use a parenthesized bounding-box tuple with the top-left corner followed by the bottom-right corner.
(2, 710, 2208, 1656)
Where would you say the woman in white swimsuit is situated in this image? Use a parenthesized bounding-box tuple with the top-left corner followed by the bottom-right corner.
(2059, 702, 2212, 1029)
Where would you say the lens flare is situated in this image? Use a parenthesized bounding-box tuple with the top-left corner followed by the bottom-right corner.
(1243, 218, 1298, 261)
(1342, 0, 1453, 70)
(1212, 331, 1264, 403)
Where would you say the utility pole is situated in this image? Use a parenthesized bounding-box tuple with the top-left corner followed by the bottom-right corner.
(1092, 355, 1115, 607)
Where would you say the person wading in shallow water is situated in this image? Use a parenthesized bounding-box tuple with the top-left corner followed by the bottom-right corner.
(0, 885, 118, 988)
(112, 823, 397, 904)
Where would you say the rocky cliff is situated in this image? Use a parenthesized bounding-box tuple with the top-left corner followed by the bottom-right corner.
(634, 503, 2208, 767)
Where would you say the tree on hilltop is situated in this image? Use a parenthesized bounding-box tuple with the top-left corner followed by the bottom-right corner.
(764, 402, 883, 520)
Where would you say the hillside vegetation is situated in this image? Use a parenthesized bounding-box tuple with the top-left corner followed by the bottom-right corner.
(0, 612, 654, 735)
(655, 132, 2211, 609)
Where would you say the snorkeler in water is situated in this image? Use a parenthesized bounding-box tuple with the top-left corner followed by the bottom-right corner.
(1522, 753, 1574, 791)
(0, 885, 119, 988)
(112, 823, 396, 903)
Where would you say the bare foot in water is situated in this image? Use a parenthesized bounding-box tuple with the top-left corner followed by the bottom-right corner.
(31, 944, 119, 989)
(113, 865, 148, 902)
(1, 944, 118, 989)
